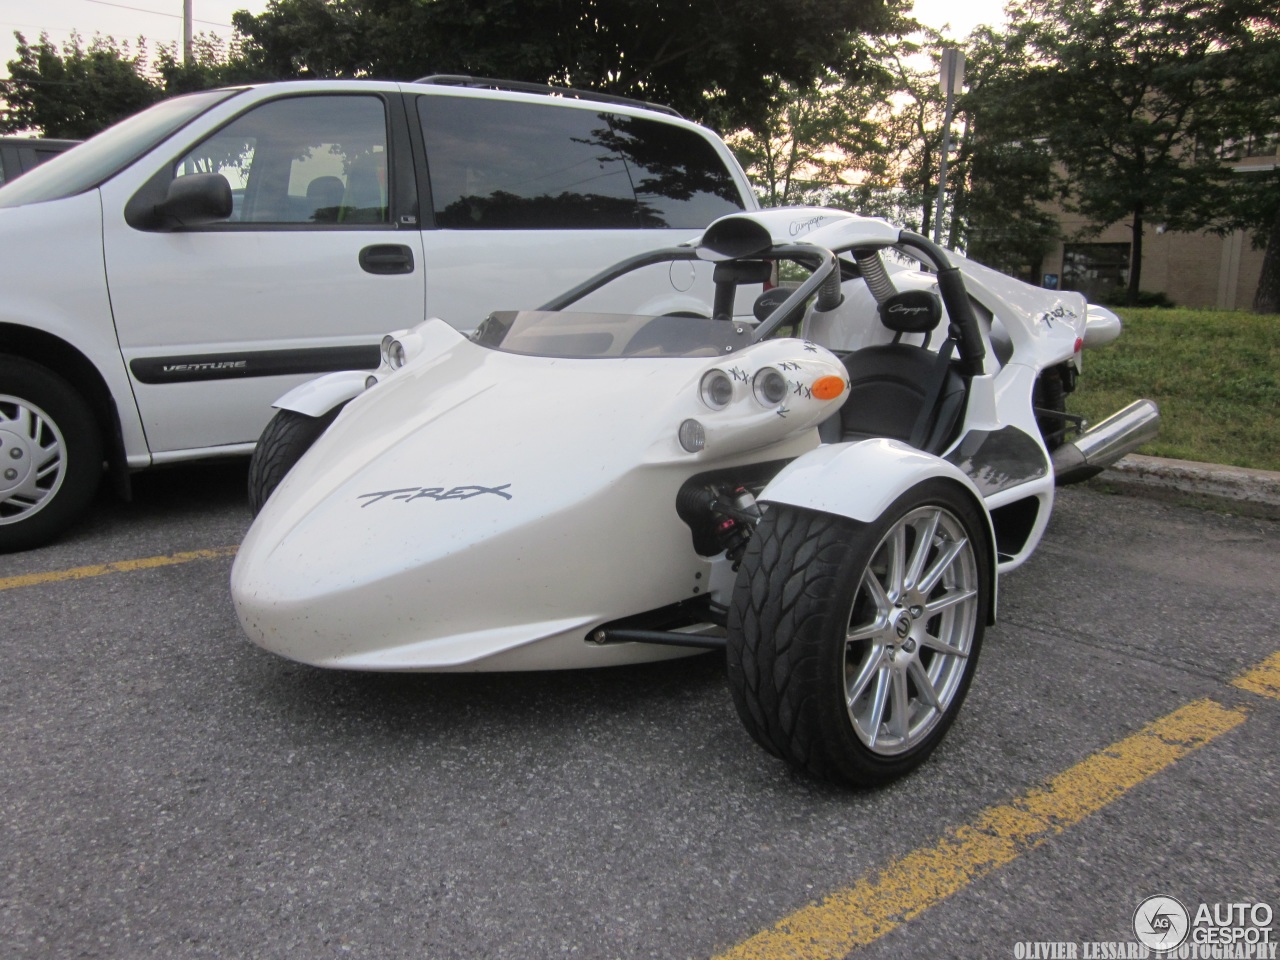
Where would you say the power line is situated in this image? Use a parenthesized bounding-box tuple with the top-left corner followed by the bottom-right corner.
(80, 0, 234, 29)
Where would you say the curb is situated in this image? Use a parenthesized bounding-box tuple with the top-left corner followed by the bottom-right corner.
(1092, 454, 1280, 517)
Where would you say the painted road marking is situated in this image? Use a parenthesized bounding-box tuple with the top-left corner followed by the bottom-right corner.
(0, 546, 239, 592)
(713, 691, 1260, 960)
(1232, 650, 1280, 701)
(6, 544, 1275, 960)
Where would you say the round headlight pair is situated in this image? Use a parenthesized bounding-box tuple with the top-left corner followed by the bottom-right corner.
(702, 367, 790, 410)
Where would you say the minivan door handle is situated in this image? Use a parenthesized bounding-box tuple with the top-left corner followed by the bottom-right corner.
(359, 244, 415, 275)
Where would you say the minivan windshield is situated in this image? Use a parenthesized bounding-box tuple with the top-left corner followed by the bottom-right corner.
(472, 310, 743, 358)
(0, 88, 243, 208)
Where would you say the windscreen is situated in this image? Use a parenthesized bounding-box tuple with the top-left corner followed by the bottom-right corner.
(472, 310, 744, 359)
(0, 88, 242, 208)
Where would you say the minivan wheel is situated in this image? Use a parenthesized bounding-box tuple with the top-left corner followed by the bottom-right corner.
(0, 357, 103, 552)
(247, 405, 343, 514)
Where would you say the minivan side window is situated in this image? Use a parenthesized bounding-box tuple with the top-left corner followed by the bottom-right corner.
(175, 95, 389, 226)
(417, 96, 743, 230)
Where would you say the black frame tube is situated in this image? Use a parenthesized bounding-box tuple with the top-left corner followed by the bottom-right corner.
(589, 628, 727, 650)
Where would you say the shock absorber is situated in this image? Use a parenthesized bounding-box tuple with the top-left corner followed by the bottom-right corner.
(710, 485, 763, 564)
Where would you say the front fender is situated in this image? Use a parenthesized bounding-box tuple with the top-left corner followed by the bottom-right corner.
(272, 369, 369, 418)
(760, 438, 998, 621)
(761, 438, 984, 522)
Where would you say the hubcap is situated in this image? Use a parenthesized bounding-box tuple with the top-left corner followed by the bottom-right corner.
(843, 505, 980, 756)
(0, 394, 67, 525)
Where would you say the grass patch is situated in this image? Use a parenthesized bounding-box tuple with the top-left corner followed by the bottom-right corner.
(1067, 307, 1280, 472)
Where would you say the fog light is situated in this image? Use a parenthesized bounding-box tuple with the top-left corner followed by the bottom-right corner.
(753, 368, 787, 406)
(678, 418, 706, 452)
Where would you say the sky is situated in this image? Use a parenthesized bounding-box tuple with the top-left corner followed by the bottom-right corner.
(0, 0, 1009, 77)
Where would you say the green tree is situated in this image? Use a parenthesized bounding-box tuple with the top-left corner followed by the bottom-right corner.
(1, 32, 159, 137)
(1245, 173, 1280, 314)
(993, 0, 1279, 305)
(232, 0, 909, 131)
(726, 33, 953, 227)
(727, 61, 893, 207)
(1, 30, 259, 138)
(155, 34, 259, 95)
(948, 25, 1061, 277)
(1206, 14, 1280, 313)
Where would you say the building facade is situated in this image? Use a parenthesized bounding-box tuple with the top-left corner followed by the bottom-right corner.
(1035, 147, 1277, 310)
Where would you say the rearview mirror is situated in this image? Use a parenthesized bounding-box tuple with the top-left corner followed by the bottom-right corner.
(153, 173, 232, 229)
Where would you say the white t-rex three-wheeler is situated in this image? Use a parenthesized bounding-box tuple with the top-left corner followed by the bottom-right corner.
(232, 209, 1159, 786)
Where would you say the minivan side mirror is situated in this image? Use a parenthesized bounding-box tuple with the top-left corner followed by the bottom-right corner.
(150, 173, 233, 229)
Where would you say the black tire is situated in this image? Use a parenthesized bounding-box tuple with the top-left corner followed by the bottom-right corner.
(726, 479, 991, 786)
(247, 406, 343, 514)
(0, 356, 103, 553)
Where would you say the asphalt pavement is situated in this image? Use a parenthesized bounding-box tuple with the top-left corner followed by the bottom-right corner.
(1, 460, 1276, 959)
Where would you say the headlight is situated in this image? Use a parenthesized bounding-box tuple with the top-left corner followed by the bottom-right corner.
(753, 368, 788, 406)
(699, 370, 734, 410)
(380, 334, 407, 370)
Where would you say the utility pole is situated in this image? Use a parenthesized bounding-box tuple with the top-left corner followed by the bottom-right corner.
(933, 47, 964, 245)
(183, 0, 193, 64)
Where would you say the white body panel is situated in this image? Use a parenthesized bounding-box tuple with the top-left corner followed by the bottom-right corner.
(760, 438, 984, 523)
(232, 322, 848, 670)
(0, 192, 150, 460)
(273, 369, 372, 417)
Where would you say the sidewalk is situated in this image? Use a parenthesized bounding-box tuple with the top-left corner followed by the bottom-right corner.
(1093, 454, 1280, 518)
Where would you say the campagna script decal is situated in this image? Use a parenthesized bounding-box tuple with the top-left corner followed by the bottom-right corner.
(887, 301, 932, 318)
(358, 484, 513, 507)
(788, 215, 832, 237)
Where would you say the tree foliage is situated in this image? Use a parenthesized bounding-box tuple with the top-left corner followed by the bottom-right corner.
(727, 58, 894, 208)
(728, 33, 948, 226)
(949, 25, 1061, 278)
(1, 31, 257, 137)
(231, 0, 909, 131)
(1, 33, 158, 137)
(984, 0, 1280, 304)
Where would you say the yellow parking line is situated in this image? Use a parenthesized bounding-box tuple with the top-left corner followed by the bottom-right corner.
(713, 695, 1252, 960)
(0, 546, 239, 592)
(1232, 650, 1280, 701)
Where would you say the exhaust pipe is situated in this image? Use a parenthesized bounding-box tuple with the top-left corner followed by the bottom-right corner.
(1053, 399, 1160, 485)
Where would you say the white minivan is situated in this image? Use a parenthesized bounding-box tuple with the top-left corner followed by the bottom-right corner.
(0, 77, 757, 551)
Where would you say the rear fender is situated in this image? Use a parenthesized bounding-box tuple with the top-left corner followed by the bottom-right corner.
(272, 370, 369, 418)
(759, 438, 998, 621)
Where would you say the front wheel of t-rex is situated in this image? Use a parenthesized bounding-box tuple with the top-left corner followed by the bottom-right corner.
(726, 479, 991, 787)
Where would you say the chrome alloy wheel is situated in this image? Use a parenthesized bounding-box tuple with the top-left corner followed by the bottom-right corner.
(843, 505, 980, 755)
(0, 393, 67, 525)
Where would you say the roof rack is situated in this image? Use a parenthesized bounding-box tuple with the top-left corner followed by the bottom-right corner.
(413, 74, 682, 118)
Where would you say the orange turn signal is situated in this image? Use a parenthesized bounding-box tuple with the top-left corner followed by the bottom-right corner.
(812, 375, 846, 401)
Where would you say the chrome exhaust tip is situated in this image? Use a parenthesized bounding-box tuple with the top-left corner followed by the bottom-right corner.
(1053, 399, 1161, 485)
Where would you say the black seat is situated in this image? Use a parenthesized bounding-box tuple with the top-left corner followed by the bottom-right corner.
(831, 289, 967, 455)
